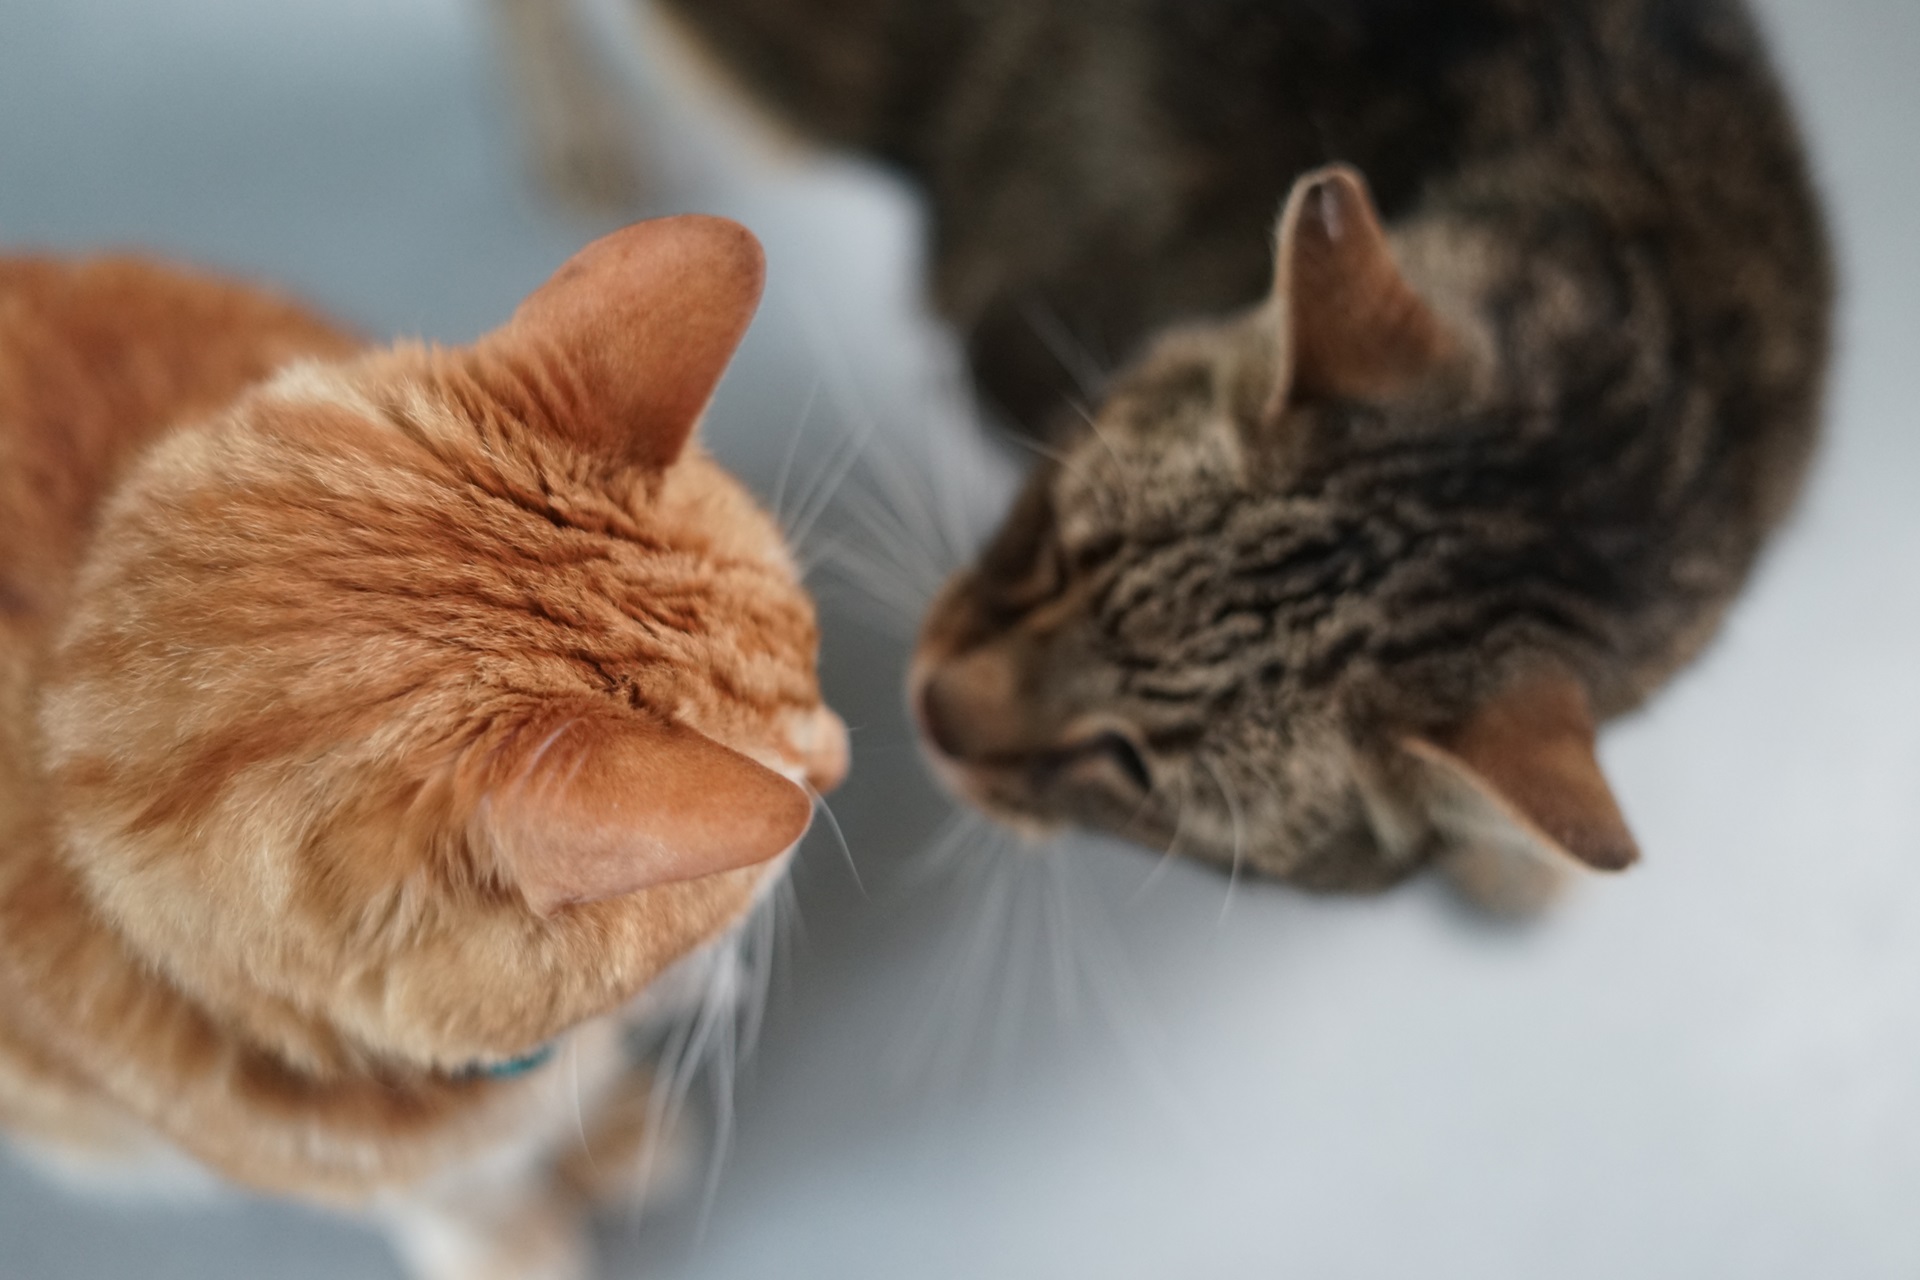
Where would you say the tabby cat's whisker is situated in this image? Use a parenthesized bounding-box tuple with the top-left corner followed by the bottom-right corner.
(780, 331, 1019, 633)
(792, 528, 846, 585)
(1064, 399, 1129, 475)
(779, 301, 891, 556)
(889, 819, 1020, 1091)
(896, 808, 978, 892)
(840, 483, 949, 594)
(1128, 773, 1194, 905)
(784, 416, 878, 565)
(990, 422, 1098, 487)
(768, 378, 822, 530)
(824, 554, 929, 634)
(849, 423, 946, 549)
(822, 451, 978, 633)
(1043, 845, 1195, 1126)
(926, 384, 1015, 559)
(1198, 756, 1247, 923)
(986, 835, 1046, 1073)
(859, 399, 994, 575)
(1020, 295, 1107, 400)
(1039, 847, 1082, 1022)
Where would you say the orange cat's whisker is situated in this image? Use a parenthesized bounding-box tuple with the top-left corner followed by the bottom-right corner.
(803, 779, 864, 898)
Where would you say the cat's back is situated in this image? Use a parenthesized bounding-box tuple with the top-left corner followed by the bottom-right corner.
(0, 257, 357, 849)
(0, 255, 358, 636)
(663, 0, 1822, 439)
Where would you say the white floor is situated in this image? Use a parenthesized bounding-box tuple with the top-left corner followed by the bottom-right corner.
(2, 1, 1917, 1277)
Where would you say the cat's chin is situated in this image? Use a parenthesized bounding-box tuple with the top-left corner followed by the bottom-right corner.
(911, 746, 1063, 841)
(915, 745, 1414, 892)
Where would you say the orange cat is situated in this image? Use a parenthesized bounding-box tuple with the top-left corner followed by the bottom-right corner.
(0, 215, 847, 1279)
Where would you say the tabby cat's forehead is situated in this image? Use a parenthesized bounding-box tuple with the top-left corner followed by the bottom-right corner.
(1045, 329, 1278, 550)
(1110, 359, 1217, 436)
(1092, 494, 1388, 653)
(1051, 421, 1243, 549)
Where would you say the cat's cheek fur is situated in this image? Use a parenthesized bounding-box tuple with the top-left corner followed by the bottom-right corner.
(370, 868, 792, 1277)
(45, 736, 777, 1068)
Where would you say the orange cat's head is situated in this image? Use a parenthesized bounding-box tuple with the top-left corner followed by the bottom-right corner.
(40, 216, 846, 1075)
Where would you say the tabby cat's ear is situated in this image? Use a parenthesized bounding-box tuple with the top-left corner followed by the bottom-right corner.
(478, 712, 810, 916)
(1261, 165, 1456, 418)
(1399, 670, 1640, 880)
(481, 214, 766, 470)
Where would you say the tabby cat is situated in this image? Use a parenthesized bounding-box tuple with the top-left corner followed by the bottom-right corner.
(0, 215, 848, 1279)
(495, 0, 1829, 910)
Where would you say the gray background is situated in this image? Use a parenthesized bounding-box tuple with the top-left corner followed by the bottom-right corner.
(1, 0, 1916, 1276)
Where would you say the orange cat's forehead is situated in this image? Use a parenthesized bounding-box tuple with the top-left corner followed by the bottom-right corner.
(653, 447, 798, 569)
(55, 329, 828, 879)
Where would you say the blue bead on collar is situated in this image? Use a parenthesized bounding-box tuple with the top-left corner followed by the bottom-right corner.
(456, 1042, 556, 1081)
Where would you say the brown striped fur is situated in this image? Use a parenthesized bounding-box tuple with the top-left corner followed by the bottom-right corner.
(495, 0, 1829, 909)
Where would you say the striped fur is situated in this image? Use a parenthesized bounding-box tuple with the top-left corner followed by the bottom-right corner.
(595, 0, 1830, 896)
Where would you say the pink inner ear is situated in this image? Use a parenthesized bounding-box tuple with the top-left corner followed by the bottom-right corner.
(1266, 164, 1456, 413)
(478, 214, 766, 471)
(480, 714, 812, 916)
(1404, 671, 1640, 874)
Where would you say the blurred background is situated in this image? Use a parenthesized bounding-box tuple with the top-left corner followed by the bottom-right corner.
(2, 0, 1917, 1276)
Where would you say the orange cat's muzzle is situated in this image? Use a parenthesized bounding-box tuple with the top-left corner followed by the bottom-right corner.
(794, 706, 850, 795)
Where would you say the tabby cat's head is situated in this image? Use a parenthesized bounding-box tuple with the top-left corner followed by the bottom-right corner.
(44, 216, 847, 1073)
(913, 167, 1637, 906)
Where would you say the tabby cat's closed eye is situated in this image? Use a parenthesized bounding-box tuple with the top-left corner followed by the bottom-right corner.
(497, 0, 1828, 912)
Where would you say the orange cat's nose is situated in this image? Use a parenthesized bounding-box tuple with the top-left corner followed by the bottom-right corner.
(801, 707, 850, 794)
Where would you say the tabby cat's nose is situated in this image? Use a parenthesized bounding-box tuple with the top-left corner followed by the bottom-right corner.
(916, 650, 1024, 763)
(917, 677, 965, 760)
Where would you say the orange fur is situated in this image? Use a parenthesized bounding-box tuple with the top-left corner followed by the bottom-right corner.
(0, 219, 845, 1275)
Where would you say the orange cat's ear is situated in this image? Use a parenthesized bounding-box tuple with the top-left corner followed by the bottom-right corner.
(1262, 165, 1456, 417)
(480, 214, 766, 470)
(478, 713, 810, 916)
(1400, 669, 1640, 876)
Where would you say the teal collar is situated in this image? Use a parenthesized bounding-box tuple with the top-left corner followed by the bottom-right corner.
(457, 1042, 556, 1081)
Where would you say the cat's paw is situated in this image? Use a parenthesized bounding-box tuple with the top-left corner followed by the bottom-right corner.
(383, 1188, 591, 1280)
(555, 1067, 700, 1215)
